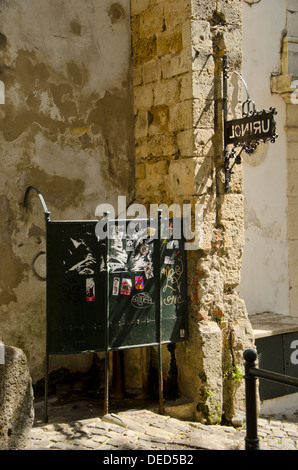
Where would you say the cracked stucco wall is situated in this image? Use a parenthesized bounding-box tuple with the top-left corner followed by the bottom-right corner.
(0, 0, 135, 380)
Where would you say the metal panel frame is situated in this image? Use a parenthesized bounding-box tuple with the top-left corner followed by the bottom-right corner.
(23, 187, 188, 421)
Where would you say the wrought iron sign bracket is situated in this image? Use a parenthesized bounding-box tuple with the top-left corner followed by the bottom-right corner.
(222, 55, 278, 193)
(23, 185, 51, 222)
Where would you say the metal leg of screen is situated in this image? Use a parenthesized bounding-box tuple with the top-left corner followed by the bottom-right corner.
(104, 212, 110, 415)
(157, 210, 164, 415)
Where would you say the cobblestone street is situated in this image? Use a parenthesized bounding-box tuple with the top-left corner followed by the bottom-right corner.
(26, 396, 298, 452)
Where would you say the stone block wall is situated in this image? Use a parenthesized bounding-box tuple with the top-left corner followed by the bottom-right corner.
(131, 0, 255, 423)
(132, 0, 193, 207)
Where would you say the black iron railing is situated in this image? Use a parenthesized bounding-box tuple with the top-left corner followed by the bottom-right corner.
(243, 349, 298, 450)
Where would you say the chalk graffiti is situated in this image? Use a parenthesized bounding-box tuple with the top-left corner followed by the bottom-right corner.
(161, 256, 184, 306)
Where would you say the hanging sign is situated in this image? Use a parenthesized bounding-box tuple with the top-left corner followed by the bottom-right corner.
(222, 54, 278, 192)
(225, 109, 277, 146)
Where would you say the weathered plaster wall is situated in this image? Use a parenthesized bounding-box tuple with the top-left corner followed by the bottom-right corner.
(131, 0, 254, 423)
(279, 0, 298, 318)
(240, 0, 289, 316)
(0, 0, 135, 380)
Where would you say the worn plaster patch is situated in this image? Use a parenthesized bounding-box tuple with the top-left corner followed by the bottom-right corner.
(0, 195, 28, 305)
(69, 19, 81, 36)
(20, 165, 85, 210)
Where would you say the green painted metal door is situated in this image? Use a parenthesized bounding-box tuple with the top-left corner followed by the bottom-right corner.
(256, 331, 298, 400)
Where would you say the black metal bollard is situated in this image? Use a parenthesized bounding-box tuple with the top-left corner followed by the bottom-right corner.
(243, 349, 260, 450)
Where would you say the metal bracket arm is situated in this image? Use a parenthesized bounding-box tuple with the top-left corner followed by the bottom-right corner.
(23, 186, 50, 221)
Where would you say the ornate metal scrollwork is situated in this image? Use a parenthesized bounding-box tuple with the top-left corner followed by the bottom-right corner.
(222, 55, 278, 193)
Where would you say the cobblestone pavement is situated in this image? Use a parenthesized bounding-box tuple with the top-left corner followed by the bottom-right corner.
(26, 397, 298, 451)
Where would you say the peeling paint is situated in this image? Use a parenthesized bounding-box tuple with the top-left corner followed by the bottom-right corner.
(245, 206, 282, 240)
(69, 20, 81, 36)
(0, 0, 134, 379)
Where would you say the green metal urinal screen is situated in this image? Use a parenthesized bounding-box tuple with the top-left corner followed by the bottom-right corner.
(47, 218, 188, 354)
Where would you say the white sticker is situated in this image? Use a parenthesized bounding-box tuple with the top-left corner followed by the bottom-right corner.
(164, 256, 174, 264)
(145, 266, 154, 279)
(167, 240, 179, 249)
(86, 278, 95, 302)
(112, 277, 120, 295)
(126, 239, 134, 251)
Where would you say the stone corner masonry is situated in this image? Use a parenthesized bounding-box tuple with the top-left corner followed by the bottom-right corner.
(130, 0, 255, 424)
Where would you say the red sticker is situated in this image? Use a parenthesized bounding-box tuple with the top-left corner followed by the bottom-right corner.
(120, 278, 132, 295)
